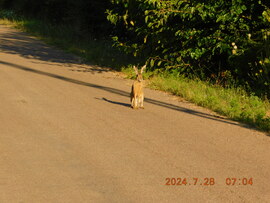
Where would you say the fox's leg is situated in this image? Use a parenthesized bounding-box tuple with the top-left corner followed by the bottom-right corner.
(138, 96, 142, 108)
(134, 96, 139, 109)
(131, 97, 135, 108)
(139, 95, 144, 109)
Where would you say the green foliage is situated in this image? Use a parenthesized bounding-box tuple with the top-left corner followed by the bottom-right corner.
(107, 0, 270, 97)
(0, 9, 17, 19)
(0, 0, 112, 37)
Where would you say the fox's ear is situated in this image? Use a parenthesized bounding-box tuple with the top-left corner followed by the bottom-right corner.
(141, 65, 146, 73)
(133, 66, 138, 74)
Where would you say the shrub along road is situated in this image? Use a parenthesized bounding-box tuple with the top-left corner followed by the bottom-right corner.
(0, 25, 269, 202)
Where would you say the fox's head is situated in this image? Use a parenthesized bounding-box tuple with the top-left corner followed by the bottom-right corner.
(133, 65, 146, 82)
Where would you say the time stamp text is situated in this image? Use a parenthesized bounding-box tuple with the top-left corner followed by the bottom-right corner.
(165, 177, 253, 186)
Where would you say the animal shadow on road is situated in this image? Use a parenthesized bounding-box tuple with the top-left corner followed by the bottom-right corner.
(1, 60, 268, 135)
(96, 97, 130, 108)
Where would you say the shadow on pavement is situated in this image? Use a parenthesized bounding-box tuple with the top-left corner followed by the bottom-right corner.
(0, 59, 257, 131)
(0, 28, 110, 74)
(99, 97, 131, 108)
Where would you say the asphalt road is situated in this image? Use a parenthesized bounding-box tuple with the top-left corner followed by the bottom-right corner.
(0, 25, 269, 203)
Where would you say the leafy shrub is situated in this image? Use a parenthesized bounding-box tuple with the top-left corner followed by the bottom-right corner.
(108, 0, 270, 96)
(0, 0, 112, 37)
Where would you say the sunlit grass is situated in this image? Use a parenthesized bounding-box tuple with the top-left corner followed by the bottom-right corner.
(149, 74, 270, 132)
(123, 66, 270, 132)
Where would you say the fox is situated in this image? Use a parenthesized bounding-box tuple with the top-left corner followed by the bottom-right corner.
(130, 65, 146, 109)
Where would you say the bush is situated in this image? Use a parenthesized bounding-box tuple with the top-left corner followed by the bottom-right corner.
(0, 0, 112, 37)
(107, 0, 270, 97)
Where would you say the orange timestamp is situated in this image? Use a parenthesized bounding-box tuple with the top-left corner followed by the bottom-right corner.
(165, 177, 253, 186)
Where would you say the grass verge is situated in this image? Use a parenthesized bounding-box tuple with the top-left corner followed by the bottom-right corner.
(1, 14, 269, 133)
(123, 67, 270, 133)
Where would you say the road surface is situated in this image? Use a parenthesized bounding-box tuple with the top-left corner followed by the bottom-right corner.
(0, 25, 269, 202)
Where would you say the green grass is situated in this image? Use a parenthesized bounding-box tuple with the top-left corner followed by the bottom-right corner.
(150, 75, 270, 132)
(1, 14, 270, 133)
(123, 67, 270, 132)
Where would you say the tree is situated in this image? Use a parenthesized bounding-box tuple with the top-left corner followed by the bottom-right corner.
(108, 0, 270, 96)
